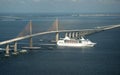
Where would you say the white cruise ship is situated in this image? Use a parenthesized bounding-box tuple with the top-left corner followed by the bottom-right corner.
(57, 36, 96, 47)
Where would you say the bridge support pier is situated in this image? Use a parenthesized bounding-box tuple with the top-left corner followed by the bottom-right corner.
(30, 37, 33, 47)
(79, 32, 84, 37)
(55, 18, 59, 42)
(68, 32, 71, 38)
(56, 32, 59, 42)
(12, 42, 18, 55)
(72, 32, 75, 38)
(5, 44, 10, 56)
(65, 33, 68, 37)
(75, 32, 78, 38)
(29, 20, 33, 47)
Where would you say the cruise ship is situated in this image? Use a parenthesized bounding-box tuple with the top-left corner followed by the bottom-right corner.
(57, 36, 96, 47)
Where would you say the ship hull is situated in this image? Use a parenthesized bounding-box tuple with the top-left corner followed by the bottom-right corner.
(57, 43, 96, 47)
(57, 36, 96, 47)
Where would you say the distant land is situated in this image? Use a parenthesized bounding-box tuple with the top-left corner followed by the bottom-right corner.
(73, 13, 120, 17)
(0, 13, 120, 21)
(0, 12, 120, 16)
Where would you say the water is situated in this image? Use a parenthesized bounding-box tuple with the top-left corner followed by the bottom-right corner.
(0, 13, 120, 75)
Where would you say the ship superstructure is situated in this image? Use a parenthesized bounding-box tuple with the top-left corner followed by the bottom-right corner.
(57, 36, 96, 47)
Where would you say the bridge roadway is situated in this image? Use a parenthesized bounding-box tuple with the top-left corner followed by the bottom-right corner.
(0, 24, 120, 46)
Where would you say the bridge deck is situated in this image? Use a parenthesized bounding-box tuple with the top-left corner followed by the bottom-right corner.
(0, 24, 120, 46)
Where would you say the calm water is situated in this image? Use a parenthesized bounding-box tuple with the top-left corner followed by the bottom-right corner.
(0, 13, 120, 75)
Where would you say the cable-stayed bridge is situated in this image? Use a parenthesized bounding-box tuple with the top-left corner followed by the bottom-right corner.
(0, 19, 120, 56)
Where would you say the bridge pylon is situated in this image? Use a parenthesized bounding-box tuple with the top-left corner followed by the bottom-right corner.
(68, 32, 72, 38)
(12, 41, 18, 55)
(55, 18, 59, 42)
(5, 44, 10, 56)
(75, 32, 78, 38)
(65, 33, 68, 37)
(72, 32, 75, 38)
(29, 20, 33, 47)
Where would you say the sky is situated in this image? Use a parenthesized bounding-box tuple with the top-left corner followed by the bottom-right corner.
(0, 0, 120, 13)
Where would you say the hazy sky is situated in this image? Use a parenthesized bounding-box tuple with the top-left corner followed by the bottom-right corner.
(0, 0, 120, 13)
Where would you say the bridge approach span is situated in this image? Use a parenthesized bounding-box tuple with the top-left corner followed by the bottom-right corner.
(0, 29, 102, 45)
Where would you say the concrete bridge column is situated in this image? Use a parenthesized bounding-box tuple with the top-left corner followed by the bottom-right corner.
(13, 41, 18, 55)
(5, 44, 10, 56)
(77, 32, 80, 37)
(65, 33, 68, 37)
(79, 31, 84, 36)
(72, 32, 75, 38)
(29, 20, 33, 47)
(55, 18, 59, 42)
(83, 32, 87, 36)
(68, 32, 71, 38)
(56, 32, 59, 42)
(30, 37, 33, 47)
(75, 32, 78, 38)
(79, 32, 81, 37)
